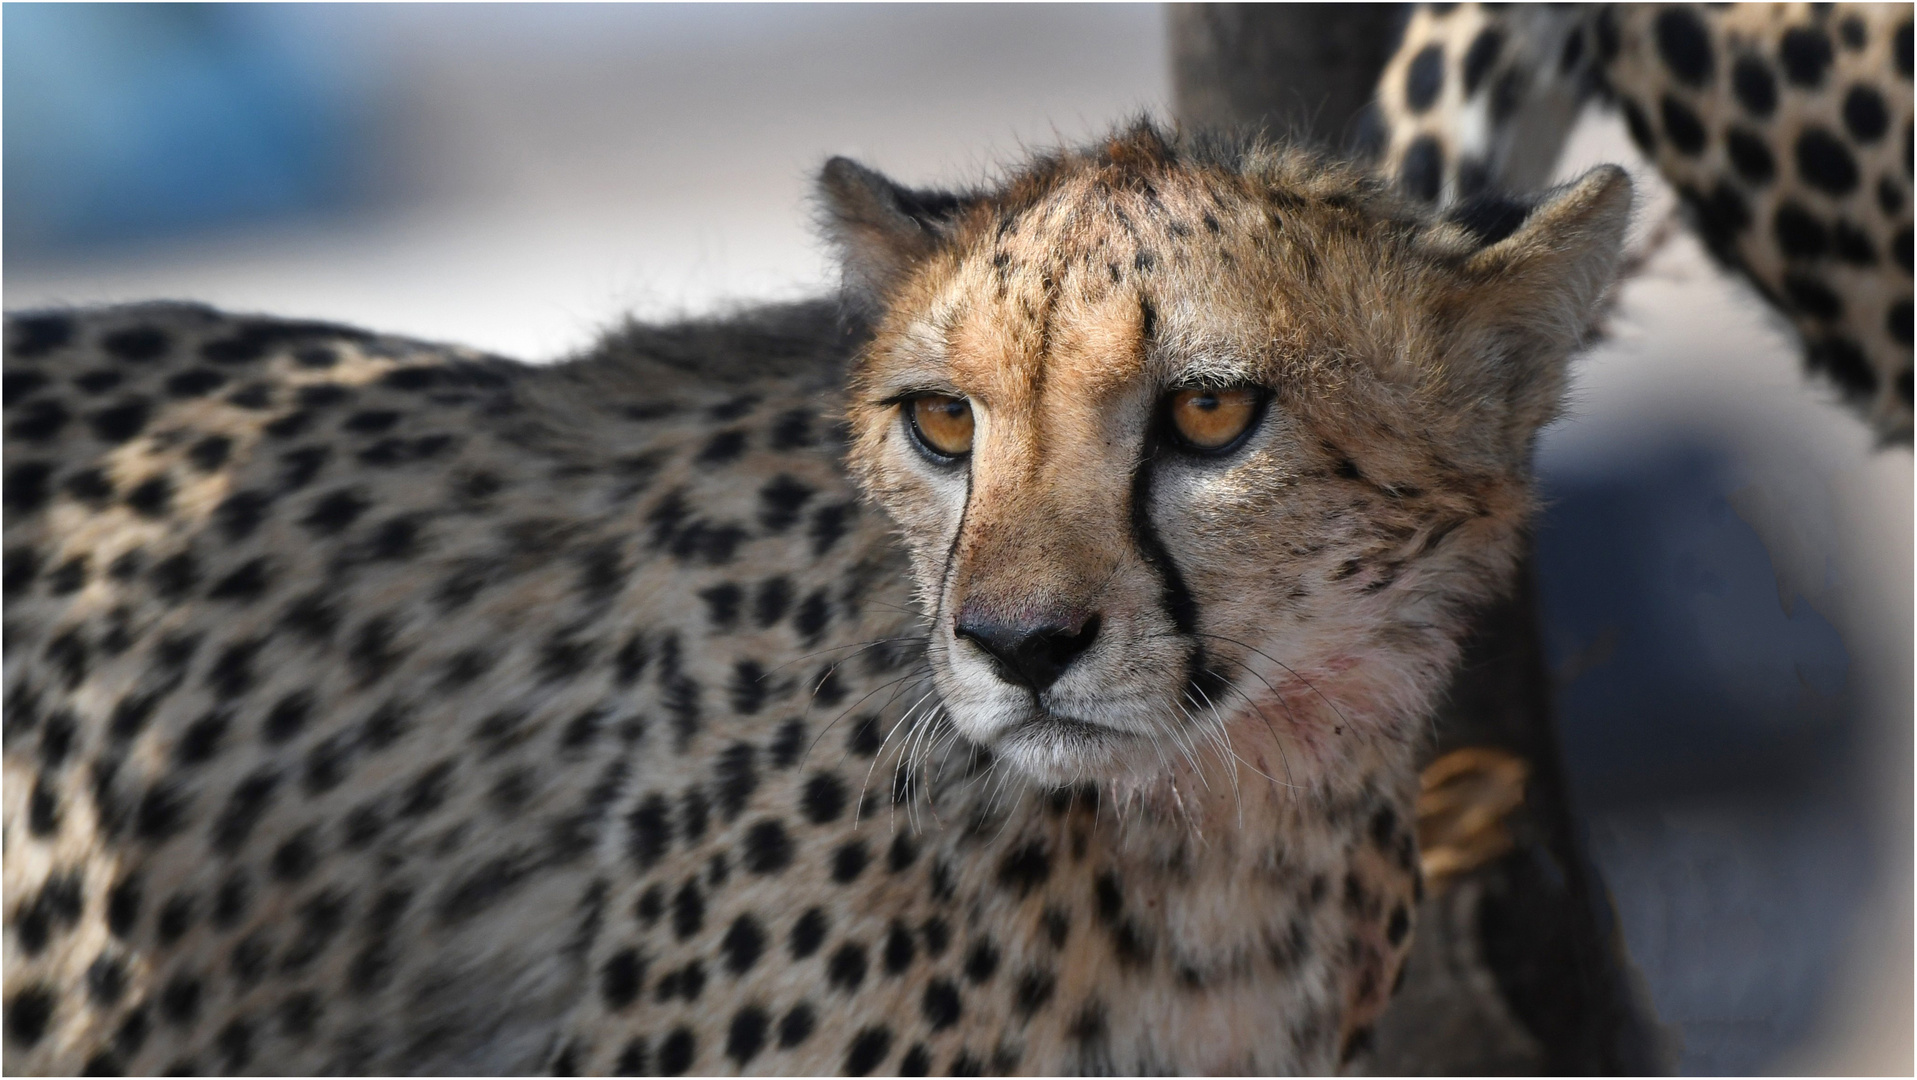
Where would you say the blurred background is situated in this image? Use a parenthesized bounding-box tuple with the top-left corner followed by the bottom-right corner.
(6, 4, 1910, 1073)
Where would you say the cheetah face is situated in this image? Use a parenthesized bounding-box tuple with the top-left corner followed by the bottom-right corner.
(823, 126, 1629, 791)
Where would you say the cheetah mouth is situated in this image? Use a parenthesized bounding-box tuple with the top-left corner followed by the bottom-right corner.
(994, 713, 1138, 772)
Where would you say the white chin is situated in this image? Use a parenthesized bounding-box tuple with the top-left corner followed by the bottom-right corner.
(991, 715, 1143, 786)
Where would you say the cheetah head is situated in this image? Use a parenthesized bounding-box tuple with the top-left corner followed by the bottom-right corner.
(822, 124, 1629, 794)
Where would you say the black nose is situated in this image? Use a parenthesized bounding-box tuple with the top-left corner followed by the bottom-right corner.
(954, 611, 1101, 692)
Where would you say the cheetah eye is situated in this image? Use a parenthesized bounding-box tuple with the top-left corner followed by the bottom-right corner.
(905, 394, 974, 460)
(1165, 387, 1262, 452)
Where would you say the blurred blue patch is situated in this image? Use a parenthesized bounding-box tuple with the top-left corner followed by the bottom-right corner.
(5, 3, 371, 255)
(1534, 441, 1852, 807)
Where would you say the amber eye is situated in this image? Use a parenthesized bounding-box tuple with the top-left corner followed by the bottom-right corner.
(907, 394, 974, 458)
(1166, 387, 1261, 451)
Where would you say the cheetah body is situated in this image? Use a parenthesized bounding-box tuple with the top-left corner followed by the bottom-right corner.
(4, 127, 1629, 1075)
(1370, 2, 1913, 439)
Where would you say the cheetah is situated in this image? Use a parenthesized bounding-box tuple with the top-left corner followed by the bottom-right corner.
(1365, 2, 1913, 441)
(3, 124, 1630, 1074)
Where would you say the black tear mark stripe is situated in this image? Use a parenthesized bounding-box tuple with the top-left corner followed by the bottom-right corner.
(1126, 442, 1205, 693)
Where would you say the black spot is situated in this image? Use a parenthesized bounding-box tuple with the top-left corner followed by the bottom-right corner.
(601, 948, 643, 1009)
(1399, 136, 1443, 202)
(185, 434, 234, 473)
(103, 327, 169, 362)
(657, 1028, 695, 1076)
(303, 488, 370, 534)
(1774, 202, 1829, 259)
(1781, 25, 1834, 87)
(774, 907, 827, 964)
(278, 992, 322, 1040)
(1462, 28, 1502, 95)
(749, 577, 794, 628)
(342, 409, 401, 434)
(697, 428, 748, 463)
(792, 589, 831, 643)
(135, 782, 189, 842)
(960, 938, 1001, 984)
(680, 785, 710, 842)
(921, 916, 951, 957)
(74, 369, 122, 394)
(778, 1004, 817, 1048)
(4, 462, 56, 518)
(160, 972, 203, 1026)
(271, 829, 319, 881)
(7, 984, 55, 1048)
(10, 314, 73, 357)
(1404, 44, 1444, 113)
(741, 819, 794, 873)
(398, 759, 455, 817)
(1797, 127, 1861, 195)
(671, 877, 705, 940)
(1897, 226, 1914, 274)
(206, 557, 272, 604)
(997, 841, 1052, 897)
(1843, 84, 1889, 142)
(899, 1044, 932, 1077)
(922, 978, 963, 1031)
(726, 1005, 770, 1065)
(47, 555, 88, 596)
(54, 468, 111, 510)
(845, 715, 883, 757)
(1660, 94, 1707, 155)
(1620, 96, 1658, 153)
(1560, 24, 1586, 71)
(1689, 181, 1752, 256)
(88, 953, 128, 1006)
(125, 474, 174, 518)
(1889, 301, 1913, 346)
(278, 446, 331, 491)
(263, 411, 312, 439)
(45, 626, 92, 688)
(699, 583, 742, 630)
(882, 920, 917, 973)
(1899, 19, 1914, 78)
(1014, 968, 1056, 1017)
(1785, 273, 1844, 319)
(1042, 906, 1070, 947)
(809, 502, 851, 557)
(90, 399, 151, 444)
(795, 772, 848, 825)
(1388, 903, 1411, 946)
(827, 942, 868, 991)
(1726, 128, 1777, 184)
(157, 894, 196, 943)
(1654, 7, 1713, 85)
(1833, 220, 1877, 264)
(2, 545, 43, 596)
(721, 916, 766, 974)
(1810, 335, 1878, 395)
(844, 1026, 894, 1076)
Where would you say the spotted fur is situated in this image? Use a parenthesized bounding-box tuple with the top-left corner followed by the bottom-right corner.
(4, 124, 1628, 1075)
(1368, 2, 1913, 440)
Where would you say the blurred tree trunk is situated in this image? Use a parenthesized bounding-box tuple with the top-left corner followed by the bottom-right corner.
(1168, 7, 1666, 1074)
(1169, 4, 1401, 151)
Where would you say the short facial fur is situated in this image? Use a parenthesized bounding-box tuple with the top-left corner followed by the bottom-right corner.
(823, 124, 1630, 804)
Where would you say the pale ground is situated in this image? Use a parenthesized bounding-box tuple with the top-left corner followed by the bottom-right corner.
(6, 6, 1909, 1073)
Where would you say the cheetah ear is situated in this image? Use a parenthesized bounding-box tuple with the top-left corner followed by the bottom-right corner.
(1442, 165, 1634, 435)
(817, 157, 973, 320)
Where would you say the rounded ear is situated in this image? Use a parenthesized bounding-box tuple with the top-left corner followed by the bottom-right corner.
(1438, 165, 1634, 444)
(816, 157, 972, 319)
